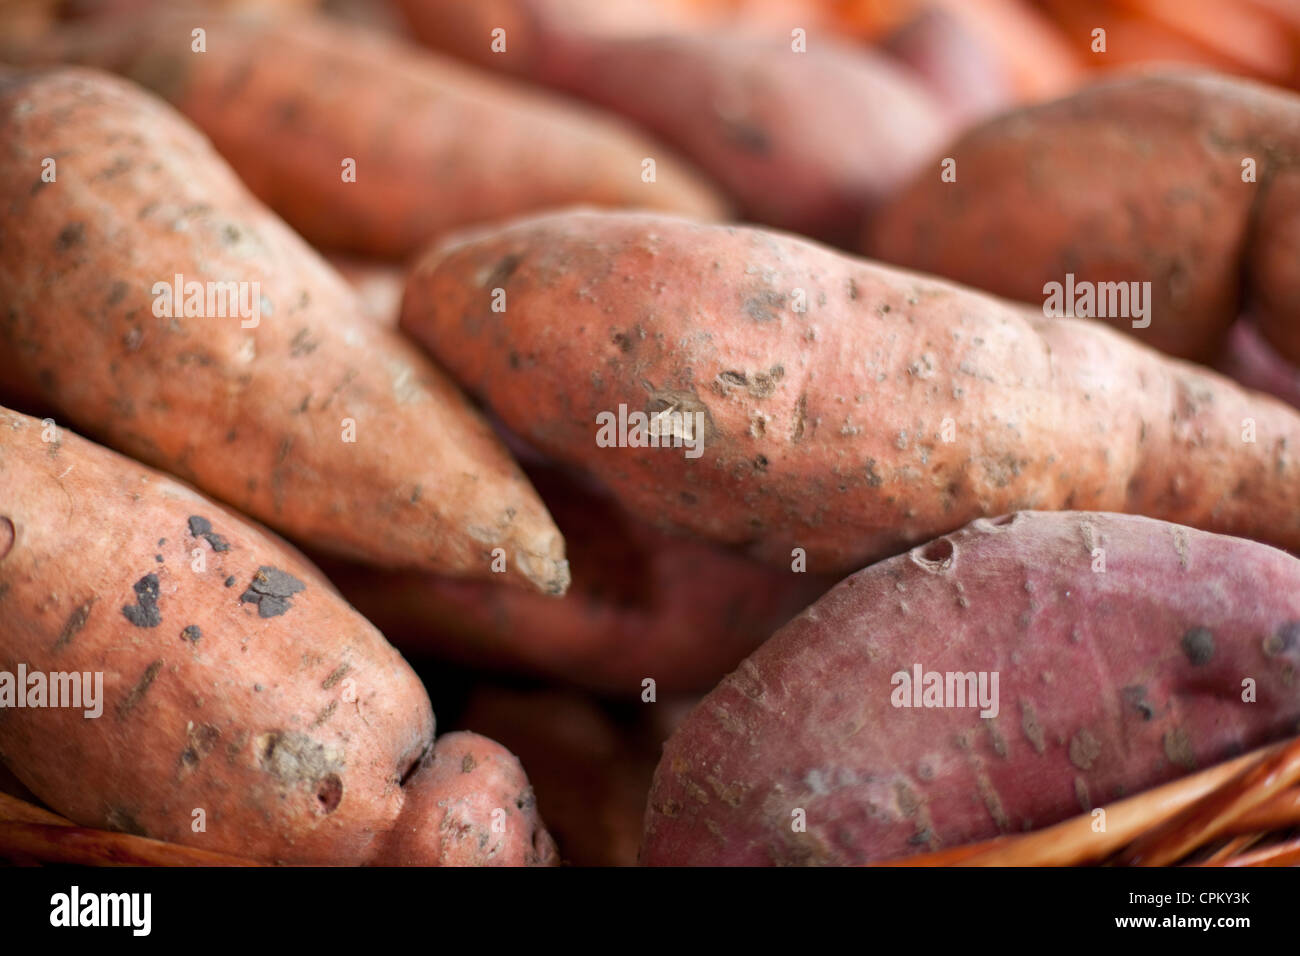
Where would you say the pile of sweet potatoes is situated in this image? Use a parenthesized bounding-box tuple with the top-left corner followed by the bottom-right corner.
(2, 0, 1300, 871)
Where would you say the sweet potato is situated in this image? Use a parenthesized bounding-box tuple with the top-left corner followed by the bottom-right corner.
(398, 2, 948, 244)
(640, 511, 1300, 865)
(0, 405, 554, 865)
(454, 687, 665, 866)
(395, 0, 711, 77)
(537, 32, 950, 243)
(1216, 319, 1300, 410)
(867, 70, 1300, 364)
(320, 463, 833, 694)
(402, 208, 1300, 575)
(5, 6, 727, 258)
(0, 66, 568, 595)
(376, 731, 557, 865)
(878, 6, 1013, 126)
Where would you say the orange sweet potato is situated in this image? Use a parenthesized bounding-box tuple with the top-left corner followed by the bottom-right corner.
(0, 405, 554, 865)
(454, 687, 666, 866)
(321, 464, 833, 695)
(867, 70, 1300, 364)
(0, 66, 567, 594)
(641, 512, 1300, 864)
(402, 209, 1300, 575)
(5, 6, 727, 258)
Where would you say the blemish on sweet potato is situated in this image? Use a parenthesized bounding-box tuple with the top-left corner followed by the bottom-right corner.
(121, 573, 162, 628)
(54, 597, 96, 649)
(1163, 727, 1197, 770)
(187, 515, 230, 552)
(1180, 627, 1215, 665)
(239, 566, 306, 618)
(117, 659, 164, 719)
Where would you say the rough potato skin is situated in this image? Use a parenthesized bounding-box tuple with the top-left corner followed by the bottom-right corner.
(866, 70, 1300, 364)
(0, 407, 434, 864)
(402, 209, 1300, 575)
(322, 465, 835, 695)
(377, 732, 557, 866)
(641, 512, 1300, 865)
(0, 67, 568, 594)
(7, 7, 727, 258)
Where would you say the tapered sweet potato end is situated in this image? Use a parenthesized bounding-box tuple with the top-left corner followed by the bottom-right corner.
(379, 732, 559, 866)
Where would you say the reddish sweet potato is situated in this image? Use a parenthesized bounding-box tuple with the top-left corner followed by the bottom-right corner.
(878, 6, 1013, 126)
(402, 209, 1300, 575)
(0, 405, 554, 865)
(5, 6, 727, 258)
(0, 66, 568, 594)
(321, 464, 833, 695)
(398, 1, 948, 244)
(867, 70, 1300, 363)
(1216, 319, 1300, 410)
(539, 32, 949, 243)
(641, 511, 1300, 865)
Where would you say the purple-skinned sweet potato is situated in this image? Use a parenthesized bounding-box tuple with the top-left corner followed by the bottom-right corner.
(641, 511, 1300, 865)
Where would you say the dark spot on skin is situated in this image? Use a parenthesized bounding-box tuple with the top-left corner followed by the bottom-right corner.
(121, 574, 162, 628)
(181, 625, 201, 642)
(157, 538, 166, 547)
(753, 455, 768, 472)
(55, 222, 85, 251)
(154, 553, 164, 563)
(864, 459, 884, 488)
(1265, 621, 1300, 656)
(289, 328, 319, 357)
(461, 754, 476, 773)
(224, 576, 236, 588)
(316, 774, 343, 814)
(104, 807, 148, 837)
(240, 566, 306, 618)
(410, 485, 422, 505)
(485, 253, 521, 289)
(117, 659, 164, 719)
(743, 289, 787, 322)
(54, 598, 96, 649)
(1121, 685, 1155, 720)
(105, 281, 129, 307)
(720, 118, 771, 154)
(1181, 627, 1215, 666)
(322, 663, 350, 690)
(310, 701, 338, 729)
(611, 332, 634, 353)
(187, 515, 230, 552)
(180, 723, 221, 773)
